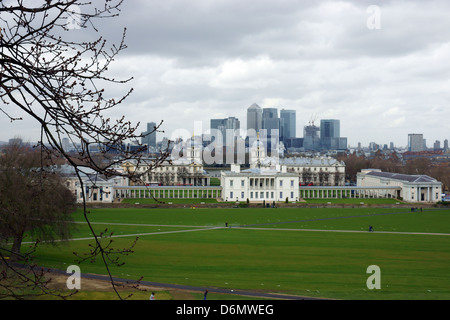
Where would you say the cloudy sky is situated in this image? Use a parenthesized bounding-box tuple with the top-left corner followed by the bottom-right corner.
(2, 0, 450, 148)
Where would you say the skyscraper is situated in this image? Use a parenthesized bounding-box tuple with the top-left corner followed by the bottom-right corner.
(262, 108, 280, 135)
(246, 103, 262, 136)
(320, 119, 340, 150)
(141, 122, 157, 150)
(261, 108, 280, 152)
(280, 109, 296, 142)
(210, 116, 240, 147)
(303, 124, 320, 151)
(408, 134, 424, 152)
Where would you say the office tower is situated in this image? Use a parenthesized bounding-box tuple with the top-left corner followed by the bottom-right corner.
(280, 109, 296, 143)
(246, 103, 262, 136)
(262, 108, 280, 135)
(261, 108, 280, 152)
(303, 124, 320, 151)
(444, 139, 449, 152)
(141, 122, 157, 149)
(433, 140, 441, 151)
(320, 119, 340, 150)
(408, 134, 424, 152)
(210, 117, 240, 147)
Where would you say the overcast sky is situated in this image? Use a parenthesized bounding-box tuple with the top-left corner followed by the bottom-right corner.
(2, 0, 450, 148)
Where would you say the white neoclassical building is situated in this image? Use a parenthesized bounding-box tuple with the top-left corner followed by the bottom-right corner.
(357, 169, 442, 202)
(248, 135, 346, 186)
(121, 139, 210, 187)
(221, 164, 299, 202)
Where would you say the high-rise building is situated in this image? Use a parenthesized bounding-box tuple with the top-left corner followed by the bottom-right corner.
(246, 103, 262, 136)
(433, 140, 441, 151)
(141, 122, 157, 150)
(261, 108, 280, 152)
(444, 139, 449, 152)
(303, 124, 320, 151)
(210, 117, 240, 147)
(408, 134, 424, 152)
(262, 108, 280, 137)
(320, 119, 340, 150)
(280, 109, 296, 143)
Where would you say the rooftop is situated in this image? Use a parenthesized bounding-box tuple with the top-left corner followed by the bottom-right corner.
(365, 170, 439, 183)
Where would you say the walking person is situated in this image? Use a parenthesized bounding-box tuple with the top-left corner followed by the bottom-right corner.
(150, 292, 155, 300)
(203, 289, 208, 300)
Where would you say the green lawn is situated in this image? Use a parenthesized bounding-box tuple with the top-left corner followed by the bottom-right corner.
(28, 207, 450, 300)
(120, 198, 219, 204)
(303, 198, 404, 204)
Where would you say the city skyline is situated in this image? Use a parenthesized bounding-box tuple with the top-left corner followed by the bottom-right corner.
(1, 0, 449, 148)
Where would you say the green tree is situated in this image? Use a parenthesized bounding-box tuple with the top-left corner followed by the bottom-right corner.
(0, 1, 168, 299)
(0, 142, 76, 261)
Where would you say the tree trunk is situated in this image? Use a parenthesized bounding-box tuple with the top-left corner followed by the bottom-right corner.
(10, 236, 23, 262)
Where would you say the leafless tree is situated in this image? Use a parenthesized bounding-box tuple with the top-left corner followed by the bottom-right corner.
(0, 1, 169, 299)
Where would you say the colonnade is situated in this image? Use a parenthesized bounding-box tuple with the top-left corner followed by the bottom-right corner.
(300, 186, 401, 199)
(115, 186, 222, 200)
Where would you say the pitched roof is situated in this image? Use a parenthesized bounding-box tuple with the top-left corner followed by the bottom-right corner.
(366, 171, 438, 183)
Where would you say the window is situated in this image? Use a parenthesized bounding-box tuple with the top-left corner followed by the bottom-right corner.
(291, 192, 294, 199)
(241, 192, 245, 199)
(230, 192, 233, 199)
(230, 180, 233, 187)
(290, 180, 294, 187)
(260, 192, 263, 198)
(250, 192, 253, 199)
(280, 192, 283, 199)
(241, 180, 245, 187)
(271, 192, 274, 199)
(280, 180, 283, 187)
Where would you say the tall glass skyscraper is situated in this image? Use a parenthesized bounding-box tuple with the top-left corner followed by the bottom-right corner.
(280, 109, 296, 142)
(210, 117, 240, 147)
(246, 103, 262, 136)
(320, 119, 340, 150)
(141, 122, 157, 149)
(262, 108, 279, 133)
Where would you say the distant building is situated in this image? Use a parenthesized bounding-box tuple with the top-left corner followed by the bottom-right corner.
(357, 169, 442, 202)
(408, 133, 424, 152)
(248, 136, 345, 186)
(280, 109, 296, 143)
(122, 138, 210, 187)
(303, 124, 320, 151)
(320, 119, 347, 150)
(141, 122, 157, 150)
(210, 116, 240, 148)
(434, 140, 441, 151)
(246, 103, 262, 137)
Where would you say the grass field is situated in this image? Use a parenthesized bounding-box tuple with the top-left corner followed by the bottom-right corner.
(29, 206, 450, 300)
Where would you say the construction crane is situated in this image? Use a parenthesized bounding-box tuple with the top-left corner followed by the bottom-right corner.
(309, 112, 318, 126)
